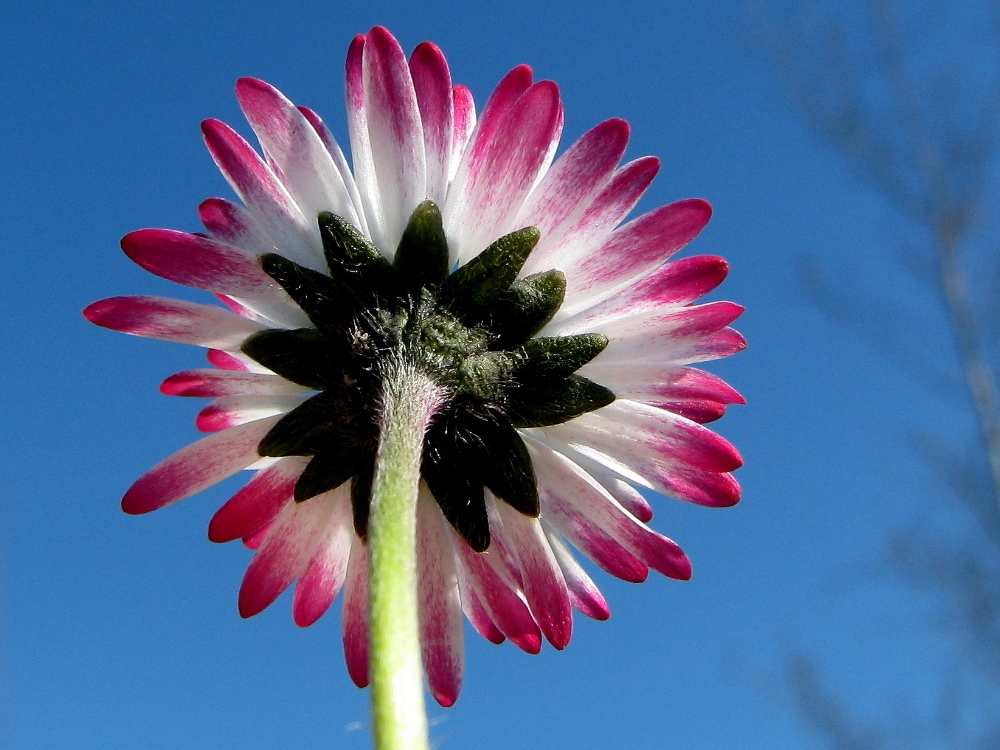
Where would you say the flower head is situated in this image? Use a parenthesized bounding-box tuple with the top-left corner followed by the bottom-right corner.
(85, 26, 745, 707)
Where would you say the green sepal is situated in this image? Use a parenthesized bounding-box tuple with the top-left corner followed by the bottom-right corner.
(260, 253, 355, 338)
(294, 447, 360, 502)
(317, 211, 394, 295)
(351, 460, 375, 540)
(439, 227, 540, 322)
(241, 328, 338, 390)
(257, 391, 360, 457)
(514, 333, 609, 380)
(393, 200, 449, 295)
(484, 270, 566, 348)
(508, 375, 616, 428)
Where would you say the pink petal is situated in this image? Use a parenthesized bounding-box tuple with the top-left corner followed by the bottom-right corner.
(558, 255, 730, 329)
(297, 105, 370, 239)
(450, 85, 476, 181)
(199, 197, 275, 255)
(516, 118, 630, 255)
(293, 484, 354, 627)
(526, 157, 660, 287)
(410, 42, 453, 206)
(201, 118, 322, 270)
(543, 526, 610, 620)
(345, 33, 382, 250)
(196, 394, 305, 432)
(342, 540, 371, 688)
(560, 198, 712, 313)
(243, 522, 272, 550)
(208, 457, 306, 543)
(553, 400, 742, 473)
(206, 348, 269, 373)
(494, 500, 572, 649)
(236, 78, 360, 230)
(454, 537, 542, 654)
(122, 416, 280, 514)
(456, 568, 505, 644)
(416, 485, 464, 707)
(669, 327, 747, 365)
(84, 296, 265, 350)
(362, 26, 427, 253)
(656, 400, 729, 424)
(448, 80, 564, 264)
(160, 369, 304, 397)
(581, 362, 744, 407)
(238, 492, 336, 618)
(121, 228, 278, 298)
(531, 443, 692, 580)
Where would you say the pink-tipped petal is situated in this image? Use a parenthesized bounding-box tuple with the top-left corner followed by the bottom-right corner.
(199, 197, 275, 255)
(122, 416, 280, 515)
(201, 118, 322, 270)
(293, 483, 353, 627)
(516, 118, 630, 254)
(448, 80, 563, 264)
(669, 327, 748, 365)
(416, 485, 464, 707)
(342, 540, 371, 687)
(362, 26, 427, 253)
(85, 296, 265, 350)
(238, 492, 335, 618)
(121, 229, 278, 298)
(543, 525, 610, 620)
(298, 105, 370, 239)
(450, 85, 476, 181)
(206, 348, 269, 373)
(196, 394, 306, 432)
(527, 156, 660, 285)
(494, 499, 572, 649)
(236, 78, 360, 230)
(410, 42, 453, 206)
(549, 399, 742, 474)
(208, 457, 306, 543)
(454, 538, 542, 654)
(559, 198, 712, 313)
(243, 522, 272, 550)
(160, 369, 305, 398)
(531, 443, 692, 581)
(456, 568, 505, 644)
(345, 33, 382, 248)
(581, 363, 745, 409)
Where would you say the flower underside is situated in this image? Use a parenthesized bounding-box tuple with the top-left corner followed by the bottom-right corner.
(243, 200, 615, 552)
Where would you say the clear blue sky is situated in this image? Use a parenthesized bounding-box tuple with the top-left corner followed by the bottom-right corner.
(0, 0, 967, 747)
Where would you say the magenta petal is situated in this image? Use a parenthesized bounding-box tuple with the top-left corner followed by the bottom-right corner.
(161, 369, 304, 398)
(201, 118, 321, 270)
(518, 118, 630, 257)
(543, 527, 610, 621)
(450, 80, 564, 263)
(207, 348, 262, 372)
(494, 500, 572, 650)
(416, 486, 464, 707)
(293, 485, 353, 627)
(84, 296, 265, 350)
(208, 457, 306, 543)
(235, 78, 359, 229)
(457, 570, 505, 644)
(121, 229, 277, 298)
(199, 197, 274, 256)
(196, 394, 304, 432)
(454, 538, 542, 654)
(450, 85, 476, 181)
(243, 523, 272, 550)
(238, 493, 334, 618)
(671, 327, 747, 364)
(342, 541, 371, 688)
(362, 26, 427, 252)
(122, 416, 280, 514)
(410, 41, 453, 206)
(345, 33, 383, 250)
(564, 198, 711, 310)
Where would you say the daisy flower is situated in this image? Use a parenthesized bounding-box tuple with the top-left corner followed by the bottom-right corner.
(85, 26, 744, 717)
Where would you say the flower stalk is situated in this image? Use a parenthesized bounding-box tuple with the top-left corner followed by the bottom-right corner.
(368, 359, 444, 750)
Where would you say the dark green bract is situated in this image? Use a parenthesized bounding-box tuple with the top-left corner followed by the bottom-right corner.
(241, 200, 615, 552)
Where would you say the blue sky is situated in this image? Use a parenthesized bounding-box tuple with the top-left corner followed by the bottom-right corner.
(0, 0, 977, 747)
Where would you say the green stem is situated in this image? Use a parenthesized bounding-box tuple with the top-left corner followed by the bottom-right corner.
(368, 361, 443, 750)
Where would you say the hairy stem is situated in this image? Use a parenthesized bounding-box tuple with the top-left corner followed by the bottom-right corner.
(368, 361, 444, 750)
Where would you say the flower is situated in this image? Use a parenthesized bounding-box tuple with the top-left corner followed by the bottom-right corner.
(84, 26, 745, 708)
